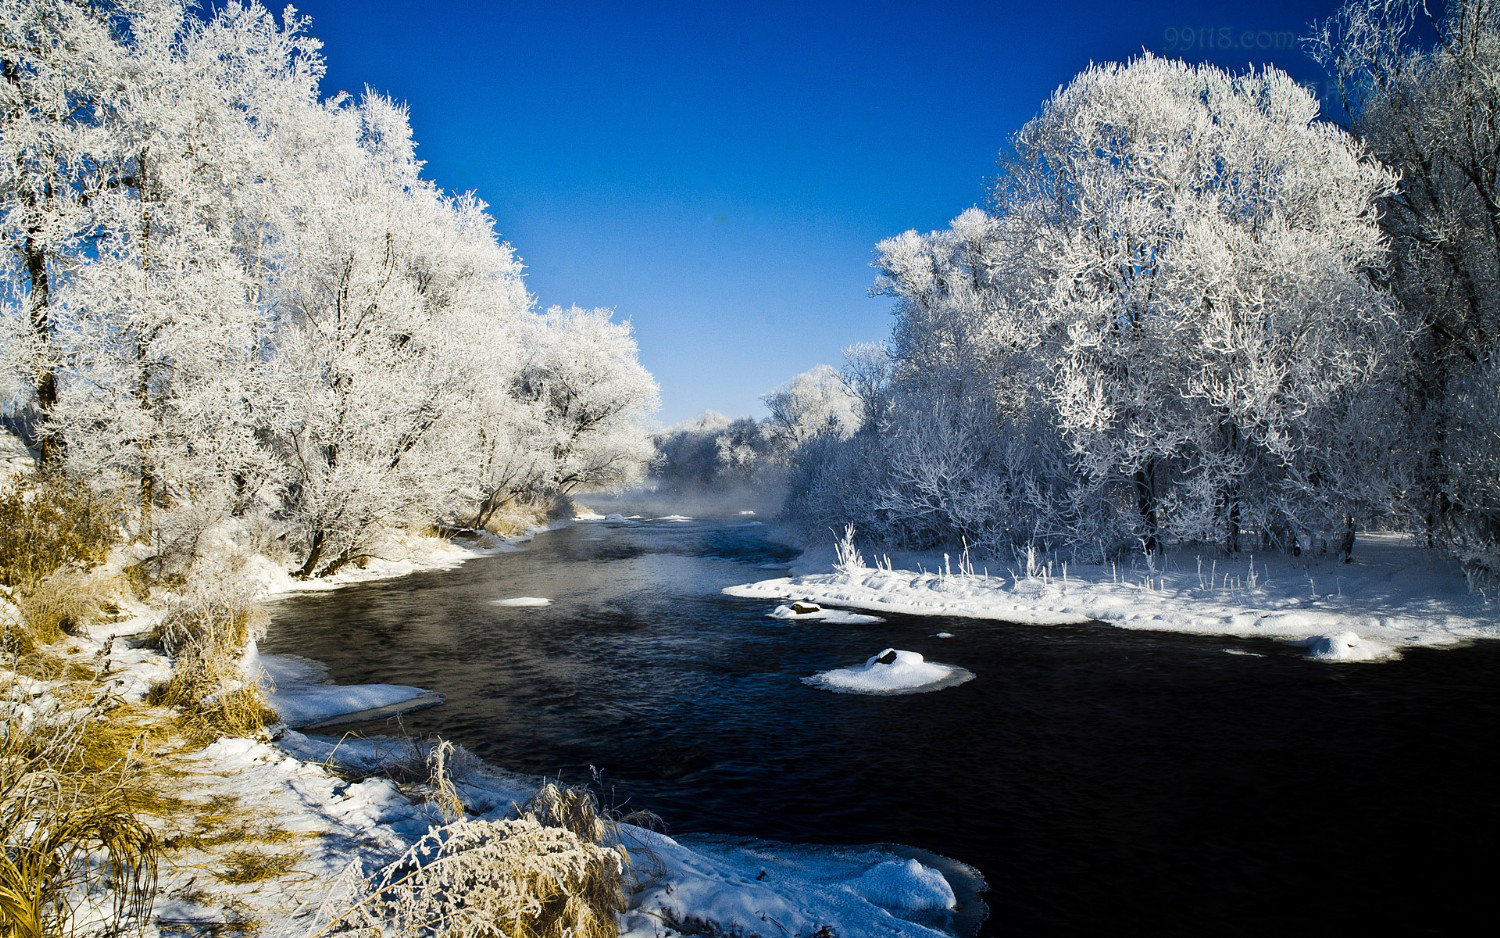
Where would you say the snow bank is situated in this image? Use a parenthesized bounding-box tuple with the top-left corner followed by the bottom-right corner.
(807, 649, 975, 696)
(620, 833, 978, 938)
(770, 603, 884, 625)
(492, 596, 551, 607)
(727, 533, 1500, 663)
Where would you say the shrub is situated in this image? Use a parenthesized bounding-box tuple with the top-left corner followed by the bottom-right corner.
(9, 565, 123, 654)
(146, 579, 274, 739)
(312, 816, 627, 938)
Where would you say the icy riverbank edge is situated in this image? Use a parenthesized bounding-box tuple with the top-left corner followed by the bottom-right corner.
(47, 517, 983, 938)
(727, 532, 1500, 662)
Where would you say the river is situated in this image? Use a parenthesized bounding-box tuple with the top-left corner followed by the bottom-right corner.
(262, 512, 1500, 936)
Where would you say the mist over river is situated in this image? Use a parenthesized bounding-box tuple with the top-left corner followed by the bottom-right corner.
(264, 511, 1500, 936)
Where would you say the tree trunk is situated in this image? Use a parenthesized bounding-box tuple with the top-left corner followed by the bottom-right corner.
(1134, 463, 1160, 554)
(294, 529, 326, 579)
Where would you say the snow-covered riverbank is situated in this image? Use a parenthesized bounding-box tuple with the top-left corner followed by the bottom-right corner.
(44, 519, 983, 938)
(726, 533, 1500, 662)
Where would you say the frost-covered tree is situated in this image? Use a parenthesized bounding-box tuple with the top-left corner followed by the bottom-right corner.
(265, 95, 533, 576)
(514, 306, 659, 497)
(1, 0, 659, 578)
(0, 0, 177, 460)
(795, 55, 1405, 561)
(1311, 0, 1500, 582)
(761, 363, 860, 458)
(50, 2, 321, 550)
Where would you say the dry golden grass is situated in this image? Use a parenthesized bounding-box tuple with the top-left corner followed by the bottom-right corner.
(0, 472, 124, 594)
(0, 662, 160, 938)
(146, 581, 275, 742)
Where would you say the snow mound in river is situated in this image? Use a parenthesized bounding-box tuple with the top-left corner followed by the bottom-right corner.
(770, 603, 884, 624)
(807, 649, 974, 695)
(1304, 630, 1398, 662)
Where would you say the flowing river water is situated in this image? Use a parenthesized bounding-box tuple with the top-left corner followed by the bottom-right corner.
(262, 512, 1500, 936)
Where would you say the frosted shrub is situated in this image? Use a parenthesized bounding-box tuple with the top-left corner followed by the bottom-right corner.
(833, 524, 865, 575)
(312, 816, 627, 938)
(147, 577, 274, 737)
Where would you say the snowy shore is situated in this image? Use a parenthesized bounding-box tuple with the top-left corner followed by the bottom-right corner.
(49, 518, 983, 938)
(726, 533, 1500, 662)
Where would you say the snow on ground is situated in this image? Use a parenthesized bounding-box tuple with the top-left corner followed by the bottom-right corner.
(493, 596, 552, 607)
(806, 648, 975, 695)
(727, 533, 1500, 662)
(0, 429, 34, 481)
(770, 602, 884, 624)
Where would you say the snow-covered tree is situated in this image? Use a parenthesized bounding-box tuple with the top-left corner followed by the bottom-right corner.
(1311, 0, 1500, 581)
(761, 363, 860, 458)
(795, 55, 1406, 561)
(514, 306, 659, 497)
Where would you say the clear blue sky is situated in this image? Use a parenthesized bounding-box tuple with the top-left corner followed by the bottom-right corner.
(282, 0, 1342, 425)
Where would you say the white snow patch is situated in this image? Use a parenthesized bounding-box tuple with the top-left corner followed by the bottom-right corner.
(739, 510, 757, 516)
(620, 833, 976, 938)
(492, 596, 551, 607)
(770, 603, 884, 625)
(849, 858, 957, 912)
(934, 632, 955, 639)
(1304, 630, 1399, 662)
(807, 649, 974, 696)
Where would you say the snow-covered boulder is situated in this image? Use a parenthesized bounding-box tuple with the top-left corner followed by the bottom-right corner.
(1304, 631, 1398, 663)
(805, 648, 974, 695)
(771, 603, 884, 625)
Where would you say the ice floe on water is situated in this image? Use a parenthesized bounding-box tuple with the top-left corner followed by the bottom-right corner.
(806, 648, 974, 696)
(254, 652, 442, 729)
(656, 514, 695, 522)
(770, 602, 884, 625)
(492, 596, 552, 607)
(934, 632, 955, 639)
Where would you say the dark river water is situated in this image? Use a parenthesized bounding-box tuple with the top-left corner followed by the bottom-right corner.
(262, 513, 1500, 937)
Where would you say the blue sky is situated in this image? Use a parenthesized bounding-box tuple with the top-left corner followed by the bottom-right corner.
(285, 0, 1342, 425)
